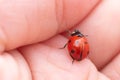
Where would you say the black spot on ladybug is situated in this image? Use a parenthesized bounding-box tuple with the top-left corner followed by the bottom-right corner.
(68, 40, 71, 43)
(84, 42, 88, 44)
(71, 49, 75, 54)
(87, 51, 89, 54)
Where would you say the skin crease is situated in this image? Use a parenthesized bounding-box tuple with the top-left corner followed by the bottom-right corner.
(0, 0, 120, 80)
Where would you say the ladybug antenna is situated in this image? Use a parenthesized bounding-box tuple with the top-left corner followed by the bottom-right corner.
(75, 29, 79, 32)
(66, 30, 72, 34)
(65, 30, 72, 37)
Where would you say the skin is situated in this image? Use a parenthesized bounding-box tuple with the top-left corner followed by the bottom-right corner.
(0, 0, 120, 80)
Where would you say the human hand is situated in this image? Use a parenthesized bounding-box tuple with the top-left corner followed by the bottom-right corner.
(0, 0, 120, 80)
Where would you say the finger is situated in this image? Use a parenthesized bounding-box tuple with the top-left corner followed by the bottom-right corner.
(0, 0, 100, 51)
(19, 40, 110, 80)
(101, 53, 120, 80)
(0, 51, 31, 80)
(77, 0, 120, 69)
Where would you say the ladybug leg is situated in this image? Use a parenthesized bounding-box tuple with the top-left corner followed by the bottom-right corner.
(72, 59, 75, 64)
(70, 50, 75, 64)
(59, 43, 67, 49)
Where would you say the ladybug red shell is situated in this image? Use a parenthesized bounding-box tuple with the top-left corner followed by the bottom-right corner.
(62, 30, 89, 63)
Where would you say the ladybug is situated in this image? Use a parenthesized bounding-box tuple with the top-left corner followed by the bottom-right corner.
(62, 30, 89, 63)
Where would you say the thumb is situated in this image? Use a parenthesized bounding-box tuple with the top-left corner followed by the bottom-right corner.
(0, 0, 100, 51)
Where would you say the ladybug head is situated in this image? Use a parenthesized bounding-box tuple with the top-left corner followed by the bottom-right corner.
(71, 30, 84, 37)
